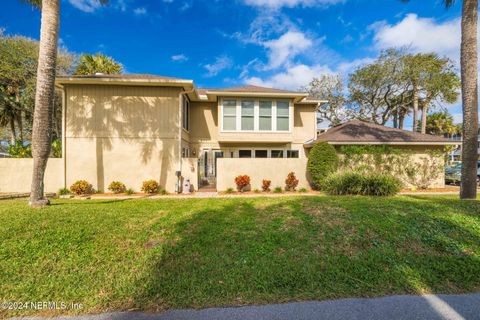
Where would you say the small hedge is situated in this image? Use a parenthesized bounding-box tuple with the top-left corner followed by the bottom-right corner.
(70, 180, 93, 195)
(108, 181, 126, 194)
(307, 142, 339, 189)
(141, 180, 159, 194)
(323, 172, 401, 196)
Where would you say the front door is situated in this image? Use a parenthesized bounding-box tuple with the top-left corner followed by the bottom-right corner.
(198, 149, 223, 187)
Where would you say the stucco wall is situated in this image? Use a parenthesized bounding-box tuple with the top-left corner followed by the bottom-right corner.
(0, 158, 63, 193)
(217, 158, 309, 191)
(64, 85, 184, 193)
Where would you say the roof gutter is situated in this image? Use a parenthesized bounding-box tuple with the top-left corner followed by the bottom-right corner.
(304, 141, 461, 148)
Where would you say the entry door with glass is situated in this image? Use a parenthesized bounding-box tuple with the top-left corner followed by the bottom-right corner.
(199, 149, 224, 186)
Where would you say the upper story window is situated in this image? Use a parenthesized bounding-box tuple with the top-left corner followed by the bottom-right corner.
(241, 100, 255, 131)
(182, 96, 190, 131)
(223, 99, 237, 130)
(259, 101, 272, 131)
(221, 99, 291, 132)
(276, 101, 289, 131)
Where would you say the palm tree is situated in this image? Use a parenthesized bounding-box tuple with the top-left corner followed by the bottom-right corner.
(74, 53, 123, 75)
(459, 0, 479, 199)
(26, 0, 60, 207)
(402, 0, 478, 199)
(25, 0, 107, 207)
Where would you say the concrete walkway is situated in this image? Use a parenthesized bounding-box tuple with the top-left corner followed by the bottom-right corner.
(15, 293, 480, 320)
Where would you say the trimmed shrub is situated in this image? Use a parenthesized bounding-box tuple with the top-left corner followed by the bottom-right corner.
(225, 188, 235, 194)
(58, 187, 70, 196)
(125, 188, 135, 195)
(273, 186, 283, 193)
(285, 172, 299, 191)
(307, 142, 339, 189)
(262, 179, 271, 192)
(108, 181, 126, 194)
(141, 180, 159, 194)
(70, 180, 93, 195)
(323, 172, 401, 196)
(235, 175, 251, 192)
(299, 188, 308, 193)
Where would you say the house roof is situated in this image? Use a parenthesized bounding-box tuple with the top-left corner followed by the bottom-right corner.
(55, 73, 194, 90)
(306, 120, 459, 147)
(193, 85, 323, 103)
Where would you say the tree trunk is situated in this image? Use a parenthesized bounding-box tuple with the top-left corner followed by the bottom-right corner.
(421, 103, 428, 134)
(17, 112, 24, 143)
(29, 0, 60, 207)
(412, 82, 419, 132)
(399, 109, 405, 130)
(9, 118, 16, 145)
(460, 0, 479, 200)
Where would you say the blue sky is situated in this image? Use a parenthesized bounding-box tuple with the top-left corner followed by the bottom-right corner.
(1, 0, 465, 126)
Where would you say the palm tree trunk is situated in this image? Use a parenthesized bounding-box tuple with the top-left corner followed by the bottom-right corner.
(9, 118, 16, 144)
(412, 82, 419, 132)
(29, 0, 60, 207)
(460, 0, 479, 200)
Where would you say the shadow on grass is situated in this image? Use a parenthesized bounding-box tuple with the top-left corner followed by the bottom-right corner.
(129, 196, 480, 312)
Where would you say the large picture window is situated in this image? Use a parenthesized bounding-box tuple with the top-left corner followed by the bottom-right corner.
(223, 99, 237, 130)
(241, 100, 254, 131)
(259, 101, 272, 131)
(276, 101, 289, 131)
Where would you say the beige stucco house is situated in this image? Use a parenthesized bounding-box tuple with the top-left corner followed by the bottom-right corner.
(52, 74, 323, 193)
(0, 74, 458, 194)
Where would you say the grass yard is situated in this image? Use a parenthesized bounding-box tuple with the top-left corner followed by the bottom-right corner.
(0, 195, 479, 317)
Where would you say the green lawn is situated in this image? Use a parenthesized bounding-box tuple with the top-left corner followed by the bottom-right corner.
(1, 195, 479, 317)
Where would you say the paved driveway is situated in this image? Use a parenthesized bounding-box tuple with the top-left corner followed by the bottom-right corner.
(15, 293, 480, 320)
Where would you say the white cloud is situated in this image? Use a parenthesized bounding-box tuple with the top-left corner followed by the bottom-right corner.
(68, 0, 101, 12)
(180, 2, 192, 10)
(171, 54, 188, 62)
(133, 7, 147, 15)
(243, 0, 345, 9)
(163, 0, 174, 2)
(204, 56, 233, 77)
(371, 14, 461, 61)
(264, 31, 313, 69)
(245, 64, 333, 89)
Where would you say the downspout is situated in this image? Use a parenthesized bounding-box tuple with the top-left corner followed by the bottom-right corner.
(177, 88, 196, 192)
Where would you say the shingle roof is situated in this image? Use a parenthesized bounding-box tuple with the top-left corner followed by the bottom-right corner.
(58, 73, 190, 81)
(308, 120, 457, 146)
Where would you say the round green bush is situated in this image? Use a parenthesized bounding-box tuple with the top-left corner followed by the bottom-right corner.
(307, 142, 339, 189)
(70, 180, 94, 195)
(108, 181, 126, 194)
(323, 172, 401, 196)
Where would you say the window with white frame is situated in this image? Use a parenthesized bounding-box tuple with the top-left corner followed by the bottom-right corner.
(221, 99, 291, 132)
(223, 99, 237, 130)
(259, 101, 272, 131)
(241, 100, 255, 130)
(276, 101, 290, 131)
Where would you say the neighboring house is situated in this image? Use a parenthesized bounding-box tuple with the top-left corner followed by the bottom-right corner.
(306, 120, 459, 188)
(443, 130, 480, 163)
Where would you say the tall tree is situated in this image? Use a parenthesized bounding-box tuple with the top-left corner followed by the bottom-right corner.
(460, 0, 479, 199)
(74, 53, 122, 75)
(25, 0, 106, 207)
(302, 75, 351, 126)
(28, 0, 60, 207)
(402, 0, 478, 197)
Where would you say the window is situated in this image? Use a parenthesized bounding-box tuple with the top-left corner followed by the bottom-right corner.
(276, 101, 289, 131)
(271, 150, 284, 158)
(223, 100, 237, 130)
(255, 150, 268, 158)
(259, 101, 272, 130)
(182, 96, 190, 130)
(241, 100, 254, 130)
(182, 147, 190, 158)
(287, 150, 299, 158)
(239, 150, 252, 158)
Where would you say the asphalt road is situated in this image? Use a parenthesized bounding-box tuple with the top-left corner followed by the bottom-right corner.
(15, 293, 480, 320)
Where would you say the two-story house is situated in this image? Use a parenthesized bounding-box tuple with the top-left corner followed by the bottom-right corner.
(55, 74, 323, 192)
